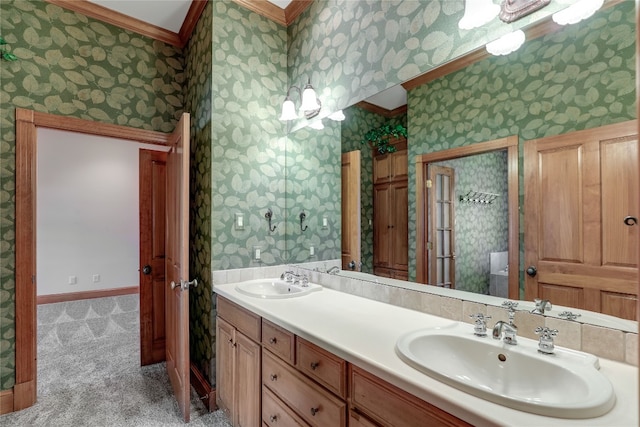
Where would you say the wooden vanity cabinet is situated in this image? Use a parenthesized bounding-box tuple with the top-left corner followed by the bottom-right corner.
(216, 297, 262, 427)
(348, 365, 471, 427)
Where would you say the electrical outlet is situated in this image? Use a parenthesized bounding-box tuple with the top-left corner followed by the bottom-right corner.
(92, 274, 100, 283)
(310, 246, 315, 256)
(322, 216, 328, 229)
(253, 246, 261, 260)
(68, 276, 77, 285)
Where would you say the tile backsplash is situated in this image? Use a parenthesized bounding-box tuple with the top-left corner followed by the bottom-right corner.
(212, 262, 638, 367)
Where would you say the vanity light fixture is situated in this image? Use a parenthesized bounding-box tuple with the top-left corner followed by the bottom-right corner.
(552, 0, 603, 25)
(279, 78, 322, 121)
(458, 0, 500, 29)
(308, 120, 324, 130)
(485, 29, 526, 56)
(328, 110, 345, 121)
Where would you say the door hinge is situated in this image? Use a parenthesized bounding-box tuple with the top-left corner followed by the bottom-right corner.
(426, 179, 432, 188)
(32, 275, 36, 284)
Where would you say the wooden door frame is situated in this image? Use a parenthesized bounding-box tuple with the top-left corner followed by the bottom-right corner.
(416, 135, 519, 299)
(13, 108, 169, 411)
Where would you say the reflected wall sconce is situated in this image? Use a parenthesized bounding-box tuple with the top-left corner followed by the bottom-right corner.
(309, 121, 325, 130)
(552, 0, 603, 25)
(279, 78, 322, 121)
(299, 211, 308, 232)
(486, 29, 526, 56)
(328, 110, 345, 121)
(265, 208, 276, 232)
(458, 0, 499, 29)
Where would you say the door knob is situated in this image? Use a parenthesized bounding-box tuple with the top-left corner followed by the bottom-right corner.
(623, 216, 638, 226)
(526, 266, 537, 277)
(171, 279, 198, 291)
(142, 265, 152, 275)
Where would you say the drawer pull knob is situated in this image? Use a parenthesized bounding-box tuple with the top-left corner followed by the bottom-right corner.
(270, 374, 278, 381)
(269, 337, 277, 344)
(269, 415, 277, 422)
(310, 407, 320, 416)
(310, 362, 320, 370)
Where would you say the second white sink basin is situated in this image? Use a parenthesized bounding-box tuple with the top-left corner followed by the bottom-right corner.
(235, 278, 322, 299)
(396, 323, 615, 418)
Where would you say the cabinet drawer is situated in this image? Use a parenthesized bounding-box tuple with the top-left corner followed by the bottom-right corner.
(349, 409, 379, 427)
(296, 337, 347, 399)
(217, 296, 261, 342)
(349, 365, 471, 427)
(262, 385, 308, 427)
(262, 319, 295, 364)
(263, 350, 346, 427)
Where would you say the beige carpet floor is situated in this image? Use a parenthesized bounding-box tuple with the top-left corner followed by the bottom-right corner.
(1, 295, 232, 426)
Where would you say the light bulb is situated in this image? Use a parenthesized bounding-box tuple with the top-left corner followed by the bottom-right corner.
(458, 0, 500, 30)
(300, 84, 319, 112)
(279, 97, 297, 121)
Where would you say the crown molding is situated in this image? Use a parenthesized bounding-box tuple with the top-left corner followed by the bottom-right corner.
(44, 0, 206, 48)
(356, 101, 408, 118)
(232, 0, 313, 26)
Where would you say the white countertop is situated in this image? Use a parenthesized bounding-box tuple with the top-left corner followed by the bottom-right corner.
(213, 282, 639, 427)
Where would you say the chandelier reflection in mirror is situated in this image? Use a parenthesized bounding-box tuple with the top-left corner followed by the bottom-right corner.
(279, 78, 322, 121)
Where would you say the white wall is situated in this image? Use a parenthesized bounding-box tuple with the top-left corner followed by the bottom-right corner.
(36, 128, 165, 296)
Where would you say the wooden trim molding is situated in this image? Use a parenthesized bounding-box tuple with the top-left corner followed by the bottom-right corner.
(0, 389, 13, 415)
(37, 286, 139, 305)
(355, 101, 408, 118)
(232, 0, 312, 26)
(415, 135, 519, 300)
(12, 108, 172, 413)
(44, 0, 207, 48)
(190, 363, 216, 412)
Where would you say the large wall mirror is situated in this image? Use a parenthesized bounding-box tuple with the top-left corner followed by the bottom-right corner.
(284, 0, 637, 332)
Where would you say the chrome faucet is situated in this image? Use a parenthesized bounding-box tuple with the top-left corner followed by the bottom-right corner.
(530, 298, 552, 315)
(280, 270, 308, 287)
(326, 266, 340, 275)
(493, 303, 518, 345)
(535, 326, 558, 355)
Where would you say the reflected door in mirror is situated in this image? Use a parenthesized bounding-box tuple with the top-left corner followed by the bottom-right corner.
(429, 166, 456, 288)
(342, 151, 361, 270)
(524, 120, 638, 320)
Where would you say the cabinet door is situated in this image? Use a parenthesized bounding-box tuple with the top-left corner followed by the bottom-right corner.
(390, 182, 408, 272)
(373, 155, 391, 184)
(373, 185, 391, 268)
(216, 317, 235, 420)
(236, 332, 261, 427)
(390, 150, 408, 181)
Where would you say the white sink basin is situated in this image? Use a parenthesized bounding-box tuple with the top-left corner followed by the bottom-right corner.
(235, 278, 322, 299)
(396, 323, 615, 418)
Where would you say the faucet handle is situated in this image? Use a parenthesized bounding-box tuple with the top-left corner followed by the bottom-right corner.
(501, 300, 519, 311)
(469, 313, 491, 337)
(535, 326, 558, 355)
(531, 298, 552, 314)
(558, 311, 581, 321)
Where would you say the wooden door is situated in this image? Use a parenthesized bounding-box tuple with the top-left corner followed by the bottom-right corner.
(390, 182, 408, 272)
(429, 166, 456, 288)
(342, 151, 361, 270)
(165, 113, 191, 421)
(524, 121, 638, 320)
(373, 185, 391, 268)
(140, 149, 167, 366)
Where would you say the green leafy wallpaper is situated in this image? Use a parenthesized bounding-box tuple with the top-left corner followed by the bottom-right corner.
(185, 2, 213, 385)
(211, 0, 288, 272)
(286, 0, 570, 132)
(286, 120, 341, 263)
(407, 2, 636, 281)
(0, 1, 184, 390)
(431, 152, 509, 294)
(340, 106, 406, 273)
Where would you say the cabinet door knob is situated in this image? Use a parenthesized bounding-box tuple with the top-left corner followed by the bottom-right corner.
(269, 415, 277, 422)
(310, 407, 319, 416)
(270, 374, 278, 381)
(310, 362, 319, 370)
(269, 337, 277, 344)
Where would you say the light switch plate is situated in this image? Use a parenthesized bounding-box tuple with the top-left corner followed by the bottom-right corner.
(253, 246, 261, 260)
(322, 216, 328, 229)
(235, 213, 244, 230)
